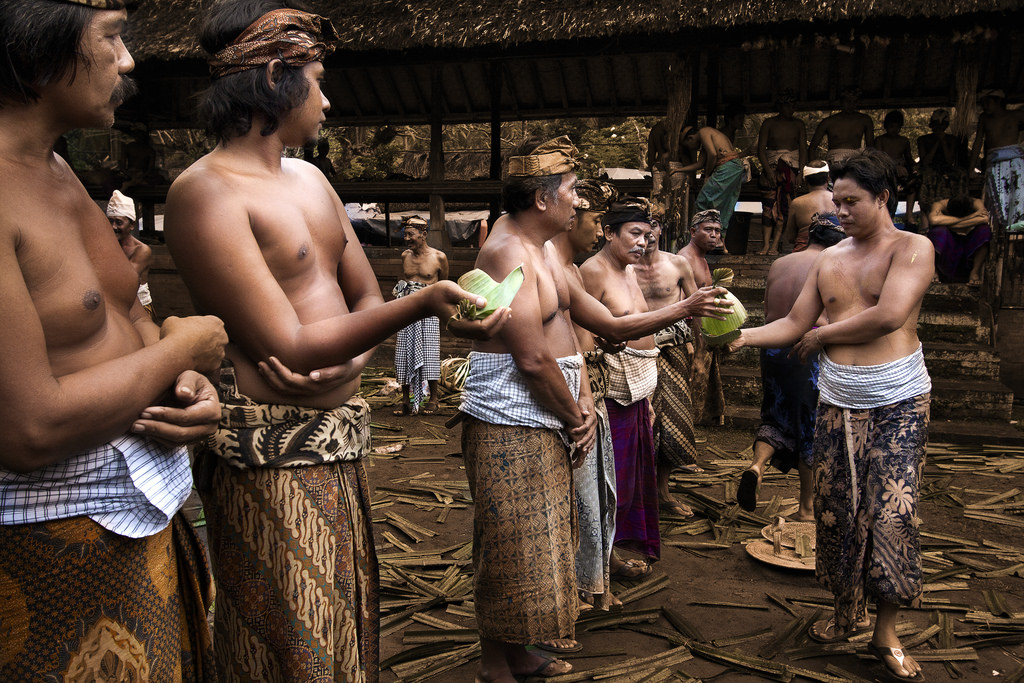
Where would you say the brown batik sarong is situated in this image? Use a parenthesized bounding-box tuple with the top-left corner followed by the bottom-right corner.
(0, 514, 215, 682)
(812, 393, 930, 633)
(195, 363, 379, 682)
(652, 326, 699, 468)
(688, 329, 725, 425)
(462, 417, 579, 643)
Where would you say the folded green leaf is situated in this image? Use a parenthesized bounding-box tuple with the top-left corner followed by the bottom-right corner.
(701, 288, 748, 338)
(457, 265, 524, 320)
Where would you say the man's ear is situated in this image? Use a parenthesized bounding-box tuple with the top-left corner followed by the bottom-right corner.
(878, 188, 890, 208)
(534, 187, 548, 212)
(265, 59, 285, 89)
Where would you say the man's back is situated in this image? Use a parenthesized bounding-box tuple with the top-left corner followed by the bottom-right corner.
(787, 190, 835, 240)
(763, 249, 820, 323)
(980, 108, 1024, 151)
(817, 111, 873, 150)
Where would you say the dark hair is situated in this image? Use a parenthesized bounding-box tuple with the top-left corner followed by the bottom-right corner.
(830, 149, 899, 216)
(808, 213, 845, 248)
(0, 1, 92, 107)
(502, 138, 562, 215)
(945, 194, 976, 218)
(198, 0, 315, 142)
(883, 110, 905, 128)
(806, 171, 829, 187)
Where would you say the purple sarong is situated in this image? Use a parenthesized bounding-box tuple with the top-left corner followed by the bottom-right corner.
(605, 398, 659, 559)
(927, 224, 992, 282)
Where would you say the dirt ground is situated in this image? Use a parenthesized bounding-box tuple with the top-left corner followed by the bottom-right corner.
(364, 400, 1024, 683)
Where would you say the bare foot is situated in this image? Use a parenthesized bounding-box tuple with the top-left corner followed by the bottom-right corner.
(789, 511, 814, 522)
(758, 247, 769, 255)
(593, 591, 622, 610)
(659, 495, 693, 518)
(535, 638, 581, 654)
(509, 651, 572, 678)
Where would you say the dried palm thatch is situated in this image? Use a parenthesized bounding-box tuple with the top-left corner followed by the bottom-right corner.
(127, 0, 1019, 61)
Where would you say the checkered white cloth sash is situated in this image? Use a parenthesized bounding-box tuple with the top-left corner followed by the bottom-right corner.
(605, 346, 660, 406)
(460, 351, 582, 430)
(0, 434, 191, 538)
(818, 344, 931, 410)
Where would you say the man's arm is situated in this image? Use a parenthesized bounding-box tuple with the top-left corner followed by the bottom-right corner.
(861, 115, 875, 146)
(797, 120, 808, 170)
(808, 120, 828, 160)
(0, 240, 225, 471)
(732, 255, 826, 350)
(128, 241, 152, 280)
(969, 116, 987, 173)
(437, 250, 449, 282)
(700, 128, 719, 177)
(165, 166, 478, 374)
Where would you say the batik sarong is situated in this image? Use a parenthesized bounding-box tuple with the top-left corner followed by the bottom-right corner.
(688, 328, 725, 425)
(461, 418, 578, 643)
(575, 351, 617, 596)
(652, 324, 699, 468)
(812, 393, 930, 633)
(927, 224, 993, 281)
(393, 280, 440, 411)
(985, 145, 1024, 232)
(695, 158, 745, 236)
(605, 398, 660, 559)
(757, 346, 819, 473)
(825, 148, 859, 166)
(0, 514, 215, 682)
(195, 363, 379, 683)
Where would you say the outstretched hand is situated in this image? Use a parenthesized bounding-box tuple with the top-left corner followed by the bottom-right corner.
(725, 330, 747, 354)
(132, 370, 221, 444)
(257, 355, 360, 395)
(447, 307, 512, 341)
(685, 286, 733, 320)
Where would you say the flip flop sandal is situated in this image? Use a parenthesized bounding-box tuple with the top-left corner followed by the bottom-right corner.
(807, 617, 872, 643)
(867, 642, 926, 682)
(523, 655, 572, 678)
(611, 558, 653, 579)
(737, 470, 759, 512)
(534, 640, 583, 654)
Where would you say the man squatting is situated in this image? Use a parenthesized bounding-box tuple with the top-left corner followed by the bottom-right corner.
(0, 0, 229, 679)
(164, 2, 503, 680)
(730, 149, 933, 683)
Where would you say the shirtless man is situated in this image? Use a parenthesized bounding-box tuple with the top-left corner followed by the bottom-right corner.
(0, 1, 227, 679)
(676, 209, 728, 426)
(106, 189, 155, 317)
(874, 110, 918, 229)
(757, 91, 808, 254)
(736, 213, 846, 521)
(636, 220, 705, 517)
(163, 4, 500, 680)
(917, 109, 968, 230)
(969, 89, 1024, 231)
(457, 136, 594, 682)
(682, 125, 746, 251)
(927, 195, 991, 285)
(809, 89, 874, 165)
(394, 215, 448, 415)
(729, 149, 933, 682)
(779, 161, 835, 252)
(548, 188, 727, 616)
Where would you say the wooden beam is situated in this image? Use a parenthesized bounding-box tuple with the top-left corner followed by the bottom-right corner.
(631, 55, 644, 108)
(455, 62, 475, 115)
(405, 64, 432, 116)
(798, 44, 809, 105)
(605, 56, 620, 110)
(881, 37, 900, 100)
(336, 69, 365, 118)
(361, 68, 388, 117)
(489, 61, 503, 229)
(429, 66, 450, 251)
(382, 66, 407, 117)
(501, 63, 522, 119)
(528, 59, 546, 111)
(554, 59, 570, 111)
(910, 38, 929, 97)
(578, 58, 594, 109)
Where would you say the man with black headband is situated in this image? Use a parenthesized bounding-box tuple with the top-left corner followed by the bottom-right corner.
(737, 213, 846, 521)
(0, 0, 228, 679)
(164, 2, 501, 680)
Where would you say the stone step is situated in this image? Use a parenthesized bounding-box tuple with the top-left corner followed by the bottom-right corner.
(720, 366, 1014, 421)
(722, 405, 1024, 446)
(720, 342, 1001, 381)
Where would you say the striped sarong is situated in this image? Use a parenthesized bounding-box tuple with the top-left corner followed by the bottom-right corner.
(196, 364, 379, 682)
(813, 393, 930, 633)
(462, 418, 578, 643)
(0, 514, 215, 681)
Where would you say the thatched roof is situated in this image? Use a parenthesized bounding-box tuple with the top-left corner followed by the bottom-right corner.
(128, 0, 1023, 61)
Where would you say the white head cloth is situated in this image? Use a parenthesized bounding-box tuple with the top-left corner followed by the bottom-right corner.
(803, 162, 829, 177)
(106, 190, 136, 221)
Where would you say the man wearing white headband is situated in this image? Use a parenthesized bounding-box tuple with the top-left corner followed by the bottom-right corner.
(107, 189, 155, 317)
(774, 161, 835, 252)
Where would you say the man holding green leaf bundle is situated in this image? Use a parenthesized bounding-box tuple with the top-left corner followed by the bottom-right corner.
(729, 150, 933, 683)
(458, 136, 595, 682)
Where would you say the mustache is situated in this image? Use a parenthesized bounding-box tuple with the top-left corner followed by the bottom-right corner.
(628, 247, 645, 255)
(112, 76, 138, 104)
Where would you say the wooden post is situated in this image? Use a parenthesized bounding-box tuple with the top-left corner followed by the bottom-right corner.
(428, 65, 450, 252)
(488, 61, 503, 233)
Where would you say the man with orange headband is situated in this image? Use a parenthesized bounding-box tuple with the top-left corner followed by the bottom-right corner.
(0, 0, 228, 680)
(164, 2, 502, 680)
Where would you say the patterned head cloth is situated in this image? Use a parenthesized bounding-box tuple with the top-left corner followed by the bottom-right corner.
(507, 136, 579, 177)
(808, 212, 845, 246)
(602, 198, 652, 229)
(58, 0, 135, 8)
(575, 179, 617, 212)
(690, 208, 722, 229)
(106, 190, 136, 221)
(208, 8, 338, 78)
(403, 216, 429, 232)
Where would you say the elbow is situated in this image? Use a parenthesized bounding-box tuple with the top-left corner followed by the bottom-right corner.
(876, 316, 904, 335)
(0, 422, 63, 473)
(515, 352, 552, 380)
